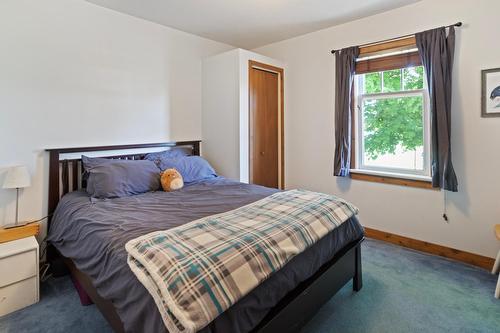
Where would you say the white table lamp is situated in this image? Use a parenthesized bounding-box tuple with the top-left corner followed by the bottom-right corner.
(3, 165, 31, 226)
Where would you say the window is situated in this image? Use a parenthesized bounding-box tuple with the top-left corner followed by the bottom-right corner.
(352, 48, 431, 181)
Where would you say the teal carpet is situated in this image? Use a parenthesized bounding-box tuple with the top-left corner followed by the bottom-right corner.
(0, 239, 498, 333)
(301, 240, 499, 333)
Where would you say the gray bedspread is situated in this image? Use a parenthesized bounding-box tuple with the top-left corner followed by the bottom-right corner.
(48, 177, 364, 333)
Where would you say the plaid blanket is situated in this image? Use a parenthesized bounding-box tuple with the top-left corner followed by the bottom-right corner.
(125, 189, 358, 333)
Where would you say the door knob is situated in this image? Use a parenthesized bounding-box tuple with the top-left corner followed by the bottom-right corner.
(260, 151, 265, 156)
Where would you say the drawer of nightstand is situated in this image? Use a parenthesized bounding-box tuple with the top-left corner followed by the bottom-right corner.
(0, 276, 38, 316)
(0, 249, 37, 287)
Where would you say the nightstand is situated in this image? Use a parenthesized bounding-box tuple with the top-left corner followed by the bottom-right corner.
(0, 236, 39, 316)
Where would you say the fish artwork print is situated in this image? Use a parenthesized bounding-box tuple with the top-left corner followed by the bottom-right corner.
(491, 85, 500, 108)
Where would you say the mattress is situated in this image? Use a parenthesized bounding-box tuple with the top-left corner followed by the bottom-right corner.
(48, 177, 364, 333)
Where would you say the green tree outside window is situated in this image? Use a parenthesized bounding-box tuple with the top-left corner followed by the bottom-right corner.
(361, 66, 425, 160)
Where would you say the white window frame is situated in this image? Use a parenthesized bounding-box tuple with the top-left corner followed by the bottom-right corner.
(353, 69, 431, 178)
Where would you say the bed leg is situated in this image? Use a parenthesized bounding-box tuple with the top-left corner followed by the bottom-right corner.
(353, 244, 363, 291)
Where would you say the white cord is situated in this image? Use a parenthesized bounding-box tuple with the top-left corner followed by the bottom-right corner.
(442, 190, 449, 223)
(40, 262, 52, 282)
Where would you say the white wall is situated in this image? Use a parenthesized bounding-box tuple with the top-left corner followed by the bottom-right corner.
(202, 49, 240, 179)
(0, 0, 233, 233)
(201, 49, 284, 182)
(255, 0, 500, 258)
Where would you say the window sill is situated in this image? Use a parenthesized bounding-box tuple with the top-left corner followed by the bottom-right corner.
(349, 169, 435, 190)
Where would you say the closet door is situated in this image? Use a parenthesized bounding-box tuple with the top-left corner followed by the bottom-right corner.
(249, 61, 283, 189)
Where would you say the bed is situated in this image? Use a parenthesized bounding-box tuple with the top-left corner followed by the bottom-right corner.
(46, 141, 364, 333)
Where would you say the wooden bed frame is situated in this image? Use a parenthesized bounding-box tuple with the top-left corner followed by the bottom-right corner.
(46, 141, 363, 333)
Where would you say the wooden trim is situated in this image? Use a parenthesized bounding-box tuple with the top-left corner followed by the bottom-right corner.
(0, 223, 40, 243)
(350, 171, 434, 190)
(249, 60, 283, 76)
(364, 227, 495, 270)
(249, 60, 285, 190)
(356, 52, 421, 74)
(359, 36, 416, 56)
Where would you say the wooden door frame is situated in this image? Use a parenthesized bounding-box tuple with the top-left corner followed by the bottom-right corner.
(249, 60, 285, 190)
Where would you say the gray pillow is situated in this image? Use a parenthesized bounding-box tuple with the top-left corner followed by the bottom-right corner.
(156, 156, 217, 183)
(144, 148, 191, 169)
(82, 156, 160, 198)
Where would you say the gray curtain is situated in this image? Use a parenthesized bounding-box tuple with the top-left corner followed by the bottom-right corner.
(334, 46, 359, 176)
(416, 27, 458, 191)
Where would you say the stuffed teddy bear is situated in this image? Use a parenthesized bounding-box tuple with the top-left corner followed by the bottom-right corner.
(160, 168, 184, 192)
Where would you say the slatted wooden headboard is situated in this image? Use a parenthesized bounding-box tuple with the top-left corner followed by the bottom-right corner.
(45, 141, 200, 229)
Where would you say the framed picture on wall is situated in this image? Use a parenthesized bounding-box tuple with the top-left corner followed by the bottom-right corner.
(482, 68, 500, 117)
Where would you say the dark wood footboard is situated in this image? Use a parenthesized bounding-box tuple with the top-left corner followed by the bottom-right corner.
(62, 237, 363, 333)
(252, 237, 363, 333)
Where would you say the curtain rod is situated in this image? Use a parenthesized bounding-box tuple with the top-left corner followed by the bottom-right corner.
(330, 22, 462, 54)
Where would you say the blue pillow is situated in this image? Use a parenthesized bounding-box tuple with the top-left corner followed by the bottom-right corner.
(82, 156, 160, 198)
(159, 156, 216, 183)
(144, 148, 191, 169)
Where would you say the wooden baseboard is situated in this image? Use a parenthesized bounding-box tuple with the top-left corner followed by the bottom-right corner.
(364, 227, 495, 270)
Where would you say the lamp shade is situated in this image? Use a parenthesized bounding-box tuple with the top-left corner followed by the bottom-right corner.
(3, 165, 31, 189)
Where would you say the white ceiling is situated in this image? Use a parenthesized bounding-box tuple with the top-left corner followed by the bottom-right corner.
(85, 0, 420, 49)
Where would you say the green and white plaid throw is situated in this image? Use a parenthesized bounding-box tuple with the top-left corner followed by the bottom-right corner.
(125, 189, 358, 333)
